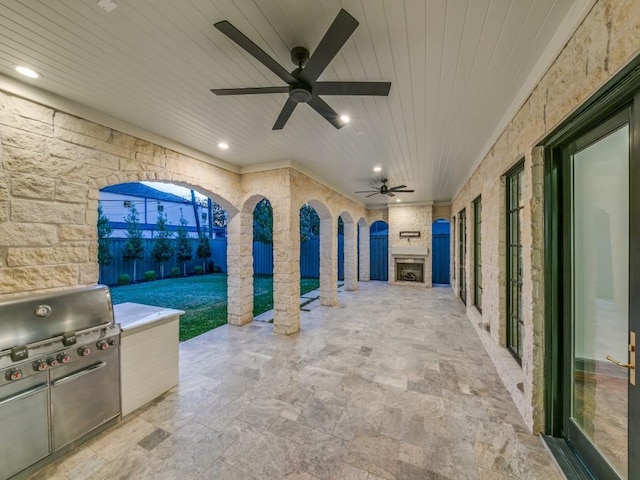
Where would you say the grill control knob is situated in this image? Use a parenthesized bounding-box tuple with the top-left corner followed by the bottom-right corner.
(97, 340, 109, 350)
(34, 360, 47, 372)
(48, 358, 58, 367)
(108, 338, 118, 346)
(7, 369, 22, 381)
(58, 353, 71, 364)
(78, 346, 91, 357)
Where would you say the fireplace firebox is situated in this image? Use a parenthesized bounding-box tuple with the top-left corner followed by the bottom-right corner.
(395, 257, 424, 282)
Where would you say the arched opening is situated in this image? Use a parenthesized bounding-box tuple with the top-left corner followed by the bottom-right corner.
(299, 203, 321, 301)
(252, 198, 275, 320)
(432, 219, 451, 285)
(370, 220, 388, 281)
(98, 181, 230, 340)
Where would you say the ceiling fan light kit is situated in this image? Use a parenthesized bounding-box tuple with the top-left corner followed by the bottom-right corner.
(211, 9, 391, 130)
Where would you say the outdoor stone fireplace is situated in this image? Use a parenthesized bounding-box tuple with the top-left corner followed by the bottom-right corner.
(395, 257, 424, 282)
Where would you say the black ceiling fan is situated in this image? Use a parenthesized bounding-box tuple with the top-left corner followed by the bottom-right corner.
(356, 179, 415, 197)
(211, 9, 391, 130)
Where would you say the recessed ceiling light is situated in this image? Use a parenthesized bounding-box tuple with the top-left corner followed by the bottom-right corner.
(373, 166, 382, 172)
(218, 142, 229, 150)
(15, 66, 39, 79)
(340, 115, 350, 124)
(396, 199, 401, 202)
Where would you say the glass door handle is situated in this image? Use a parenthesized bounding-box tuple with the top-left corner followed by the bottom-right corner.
(605, 355, 634, 368)
(605, 331, 636, 386)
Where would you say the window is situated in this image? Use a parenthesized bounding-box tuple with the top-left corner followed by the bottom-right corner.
(157, 204, 164, 212)
(459, 209, 466, 304)
(123, 200, 131, 208)
(473, 196, 482, 312)
(506, 161, 524, 362)
(452, 217, 456, 280)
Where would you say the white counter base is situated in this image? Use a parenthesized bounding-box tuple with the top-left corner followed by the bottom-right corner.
(113, 303, 184, 417)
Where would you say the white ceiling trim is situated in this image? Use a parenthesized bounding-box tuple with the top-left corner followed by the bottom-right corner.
(0, 72, 238, 174)
(452, 0, 597, 201)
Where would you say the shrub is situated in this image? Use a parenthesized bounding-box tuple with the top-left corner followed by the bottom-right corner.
(144, 270, 156, 281)
(194, 266, 204, 275)
(170, 267, 180, 278)
(117, 274, 130, 286)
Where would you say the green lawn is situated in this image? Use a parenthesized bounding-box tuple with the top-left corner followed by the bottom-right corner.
(109, 274, 319, 341)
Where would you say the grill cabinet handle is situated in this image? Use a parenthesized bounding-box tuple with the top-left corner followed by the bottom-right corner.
(0, 383, 48, 407)
(52, 362, 106, 387)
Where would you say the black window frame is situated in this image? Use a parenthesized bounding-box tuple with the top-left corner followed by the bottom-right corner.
(506, 160, 525, 364)
(458, 209, 466, 305)
(473, 196, 482, 313)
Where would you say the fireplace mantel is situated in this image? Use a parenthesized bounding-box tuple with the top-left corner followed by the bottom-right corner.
(390, 245, 429, 257)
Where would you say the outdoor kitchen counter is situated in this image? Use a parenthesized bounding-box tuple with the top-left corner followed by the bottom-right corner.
(113, 303, 184, 416)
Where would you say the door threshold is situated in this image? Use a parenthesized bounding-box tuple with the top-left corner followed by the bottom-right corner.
(541, 435, 596, 480)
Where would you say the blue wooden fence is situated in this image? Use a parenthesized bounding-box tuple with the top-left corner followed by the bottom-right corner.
(370, 236, 388, 281)
(432, 234, 451, 284)
(98, 237, 227, 284)
(99, 235, 349, 284)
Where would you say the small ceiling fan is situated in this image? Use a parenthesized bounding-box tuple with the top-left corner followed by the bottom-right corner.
(356, 179, 415, 197)
(211, 9, 391, 130)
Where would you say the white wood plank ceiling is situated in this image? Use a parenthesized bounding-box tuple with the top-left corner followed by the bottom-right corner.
(0, 0, 590, 206)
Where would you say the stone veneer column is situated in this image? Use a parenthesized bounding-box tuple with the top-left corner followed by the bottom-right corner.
(319, 217, 338, 306)
(343, 221, 357, 291)
(272, 199, 300, 335)
(226, 210, 253, 325)
(358, 223, 370, 281)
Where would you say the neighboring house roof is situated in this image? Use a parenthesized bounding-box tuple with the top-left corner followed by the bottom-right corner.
(100, 182, 190, 204)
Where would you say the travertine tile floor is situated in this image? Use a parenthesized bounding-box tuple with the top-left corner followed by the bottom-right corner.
(30, 282, 562, 480)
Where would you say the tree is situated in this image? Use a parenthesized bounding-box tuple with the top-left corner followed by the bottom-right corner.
(123, 203, 145, 282)
(196, 235, 212, 272)
(151, 212, 174, 279)
(300, 204, 320, 242)
(253, 198, 273, 243)
(97, 203, 113, 267)
(176, 209, 192, 276)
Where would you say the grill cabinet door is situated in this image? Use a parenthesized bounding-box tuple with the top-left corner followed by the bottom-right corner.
(51, 347, 120, 450)
(0, 374, 50, 480)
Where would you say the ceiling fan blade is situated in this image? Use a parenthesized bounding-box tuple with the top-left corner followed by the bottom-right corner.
(273, 98, 298, 130)
(211, 86, 289, 95)
(355, 190, 378, 193)
(366, 192, 380, 197)
(214, 21, 295, 84)
(314, 81, 391, 96)
(299, 9, 358, 85)
(389, 189, 414, 193)
(387, 185, 407, 191)
(386, 192, 396, 197)
(307, 96, 344, 129)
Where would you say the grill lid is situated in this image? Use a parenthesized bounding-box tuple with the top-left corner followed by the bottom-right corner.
(0, 285, 114, 351)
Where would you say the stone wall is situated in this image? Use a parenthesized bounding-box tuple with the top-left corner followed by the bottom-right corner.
(387, 204, 433, 287)
(0, 94, 240, 297)
(450, 0, 640, 431)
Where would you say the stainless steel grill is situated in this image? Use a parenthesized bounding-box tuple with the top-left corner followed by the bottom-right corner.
(0, 285, 121, 480)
